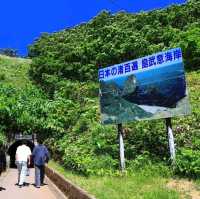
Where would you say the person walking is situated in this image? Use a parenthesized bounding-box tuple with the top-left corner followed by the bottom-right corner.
(32, 139, 50, 188)
(15, 140, 31, 188)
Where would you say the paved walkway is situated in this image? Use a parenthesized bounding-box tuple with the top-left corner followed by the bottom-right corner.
(0, 169, 62, 199)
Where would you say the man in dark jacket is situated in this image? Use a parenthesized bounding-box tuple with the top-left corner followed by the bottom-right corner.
(32, 139, 50, 188)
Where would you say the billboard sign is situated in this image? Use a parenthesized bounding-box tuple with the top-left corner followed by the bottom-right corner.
(98, 48, 191, 124)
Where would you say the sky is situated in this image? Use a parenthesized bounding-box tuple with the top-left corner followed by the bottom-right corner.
(0, 0, 186, 56)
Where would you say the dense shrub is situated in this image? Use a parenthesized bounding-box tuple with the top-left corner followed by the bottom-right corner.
(175, 148, 200, 178)
(0, 131, 6, 146)
(29, 0, 200, 88)
(0, 80, 197, 176)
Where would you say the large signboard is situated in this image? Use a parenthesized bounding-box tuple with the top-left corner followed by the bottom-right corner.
(98, 48, 191, 124)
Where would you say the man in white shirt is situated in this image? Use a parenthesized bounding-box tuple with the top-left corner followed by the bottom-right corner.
(15, 140, 31, 188)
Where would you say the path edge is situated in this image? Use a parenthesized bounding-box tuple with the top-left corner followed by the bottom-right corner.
(46, 175, 68, 199)
(45, 166, 96, 199)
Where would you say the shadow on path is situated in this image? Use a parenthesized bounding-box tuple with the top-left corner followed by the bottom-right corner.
(14, 182, 30, 187)
(0, 186, 6, 191)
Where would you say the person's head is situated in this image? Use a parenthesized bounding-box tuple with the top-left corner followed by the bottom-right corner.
(37, 139, 43, 145)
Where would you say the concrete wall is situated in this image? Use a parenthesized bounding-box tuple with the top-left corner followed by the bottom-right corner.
(45, 166, 96, 199)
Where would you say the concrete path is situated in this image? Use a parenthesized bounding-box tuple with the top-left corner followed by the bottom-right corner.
(0, 168, 64, 199)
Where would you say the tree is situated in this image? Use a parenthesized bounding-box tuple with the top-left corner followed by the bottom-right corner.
(0, 48, 18, 57)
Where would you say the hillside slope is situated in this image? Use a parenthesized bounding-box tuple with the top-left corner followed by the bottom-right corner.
(0, 55, 31, 88)
(28, 0, 200, 87)
(0, 55, 32, 144)
(0, 0, 200, 178)
(24, 0, 200, 177)
(0, 54, 199, 178)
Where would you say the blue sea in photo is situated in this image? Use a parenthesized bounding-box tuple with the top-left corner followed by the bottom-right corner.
(99, 59, 191, 124)
(102, 61, 186, 108)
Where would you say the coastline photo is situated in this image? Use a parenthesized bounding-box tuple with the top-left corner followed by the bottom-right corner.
(99, 49, 191, 124)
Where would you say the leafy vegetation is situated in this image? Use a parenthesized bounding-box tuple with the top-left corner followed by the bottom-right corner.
(0, 55, 31, 88)
(25, 0, 200, 178)
(49, 160, 180, 199)
(176, 148, 200, 178)
(29, 0, 200, 87)
(0, 131, 6, 146)
(0, 57, 199, 179)
(0, 0, 199, 186)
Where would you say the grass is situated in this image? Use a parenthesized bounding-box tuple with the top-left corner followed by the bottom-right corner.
(49, 161, 180, 199)
(47, 70, 200, 199)
(187, 70, 200, 111)
(0, 55, 31, 88)
(196, 179, 200, 188)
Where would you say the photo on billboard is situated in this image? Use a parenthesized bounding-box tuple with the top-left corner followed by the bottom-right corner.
(99, 48, 191, 124)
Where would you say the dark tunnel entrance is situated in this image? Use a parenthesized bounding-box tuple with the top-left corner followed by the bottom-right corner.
(8, 140, 35, 168)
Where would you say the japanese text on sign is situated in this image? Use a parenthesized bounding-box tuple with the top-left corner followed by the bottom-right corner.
(98, 48, 182, 81)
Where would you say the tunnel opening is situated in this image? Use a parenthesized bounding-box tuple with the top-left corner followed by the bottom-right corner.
(7, 140, 35, 168)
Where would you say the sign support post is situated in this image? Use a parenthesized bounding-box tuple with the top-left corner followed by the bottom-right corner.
(118, 123, 125, 172)
(166, 118, 176, 163)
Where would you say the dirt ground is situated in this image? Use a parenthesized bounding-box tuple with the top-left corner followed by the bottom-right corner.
(167, 179, 200, 199)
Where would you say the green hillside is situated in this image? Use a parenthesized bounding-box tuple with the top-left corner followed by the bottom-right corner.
(29, 0, 200, 88)
(0, 53, 200, 175)
(0, 52, 199, 198)
(0, 0, 200, 198)
(25, 0, 200, 177)
(0, 55, 31, 144)
(0, 55, 31, 88)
